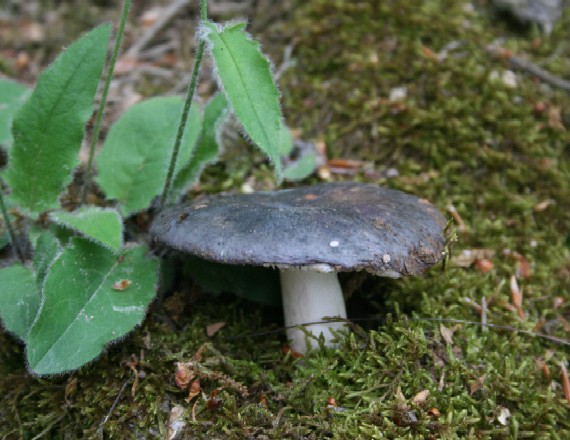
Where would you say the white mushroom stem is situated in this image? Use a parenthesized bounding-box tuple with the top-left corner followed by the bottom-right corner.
(280, 268, 348, 354)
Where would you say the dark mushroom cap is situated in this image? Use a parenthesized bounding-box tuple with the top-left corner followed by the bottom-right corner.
(151, 182, 447, 277)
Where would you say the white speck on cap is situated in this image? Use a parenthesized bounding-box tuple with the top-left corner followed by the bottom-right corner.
(330, 240, 339, 247)
(383, 254, 391, 263)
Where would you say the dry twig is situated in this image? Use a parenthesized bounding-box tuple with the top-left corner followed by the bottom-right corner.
(126, 0, 190, 59)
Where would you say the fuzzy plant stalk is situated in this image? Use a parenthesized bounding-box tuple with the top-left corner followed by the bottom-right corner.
(0, 185, 24, 263)
(81, 0, 133, 204)
(160, 0, 208, 208)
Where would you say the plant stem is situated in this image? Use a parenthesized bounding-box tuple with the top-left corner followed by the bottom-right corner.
(160, 0, 208, 208)
(81, 0, 132, 204)
(0, 186, 25, 263)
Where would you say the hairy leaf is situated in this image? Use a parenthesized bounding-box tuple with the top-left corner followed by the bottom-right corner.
(27, 238, 158, 375)
(201, 21, 283, 180)
(50, 207, 123, 253)
(96, 96, 201, 216)
(4, 24, 111, 215)
(172, 93, 228, 197)
(279, 123, 317, 181)
(278, 121, 294, 156)
(0, 265, 41, 342)
(284, 152, 317, 181)
(0, 77, 29, 149)
(33, 231, 61, 288)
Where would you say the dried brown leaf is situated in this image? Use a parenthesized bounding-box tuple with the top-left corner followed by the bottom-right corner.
(395, 386, 408, 411)
(475, 258, 494, 273)
(112, 279, 132, 291)
(452, 248, 495, 267)
(533, 199, 555, 212)
(440, 323, 454, 345)
(206, 322, 226, 337)
(560, 363, 570, 405)
(510, 275, 525, 319)
(557, 315, 570, 334)
(535, 358, 550, 379)
(411, 389, 430, 405)
(469, 374, 486, 395)
(187, 379, 201, 402)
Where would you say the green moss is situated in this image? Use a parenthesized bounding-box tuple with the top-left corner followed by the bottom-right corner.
(2, 0, 570, 438)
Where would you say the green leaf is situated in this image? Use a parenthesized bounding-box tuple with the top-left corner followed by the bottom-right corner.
(0, 198, 16, 251)
(172, 93, 228, 196)
(96, 96, 202, 216)
(4, 24, 111, 215)
(201, 21, 283, 180)
(50, 207, 123, 253)
(284, 152, 317, 181)
(33, 231, 61, 288)
(278, 120, 294, 156)
(183, 257, 281, 307)
(27, 238, 158, 375)
(0, 265, 42, 342)
(0, 77, 29, 149)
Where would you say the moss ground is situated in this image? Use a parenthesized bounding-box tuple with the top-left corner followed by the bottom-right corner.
(1, 0, 570, 438)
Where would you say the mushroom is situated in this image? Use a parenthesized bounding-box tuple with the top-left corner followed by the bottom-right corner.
(151, 182, 446, 353)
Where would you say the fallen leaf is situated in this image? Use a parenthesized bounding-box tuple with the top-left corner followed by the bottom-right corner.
(511, 252, 532, 279)
(510, 275, 525, 319)
(411, 389, 429, 405)
(207, 388, 222, 410)
(533, 199, 555, 212)
(469, 374, 486, 395)
(421, 46, 437, 60)
(452, 248, 495, 267)
(535, 358, 550, 379)
(206, 322, 226, 337)
(281, 344, 303, 358)
(175, 362, 194, 390)
(547, 106, 566, 131)
(475, 258, 494, 273)
(187, 379, 201, 402)
(497, 406, 511, 425)
(112, 279, 132, 291)
(259, 393, 268, 408)
(447, 205, 466, 232)
(440, 324, 455, 345)
(65, 377, 78, 405)
(560, 363, 570, 405)
(326, 396, 337, 407)
(395, 386, 408, 411)
(427, 407, 441, 418)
